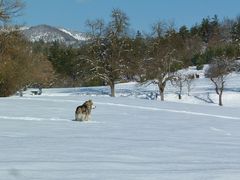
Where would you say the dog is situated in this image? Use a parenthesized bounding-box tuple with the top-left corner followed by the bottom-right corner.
(75, 100, 96, 121)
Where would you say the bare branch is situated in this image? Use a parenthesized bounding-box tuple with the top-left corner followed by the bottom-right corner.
(0, 0, 24, 23)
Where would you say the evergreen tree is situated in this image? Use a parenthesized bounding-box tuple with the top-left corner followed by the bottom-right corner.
(179, 25, 189, 40)
(231, 16, 240, 45)
(129, 31, 147, 81)
(198, 15, 221, 46)
(47, 42, 89, 87)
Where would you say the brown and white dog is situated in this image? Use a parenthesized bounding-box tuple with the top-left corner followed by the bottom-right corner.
(75, 100, 96, 121)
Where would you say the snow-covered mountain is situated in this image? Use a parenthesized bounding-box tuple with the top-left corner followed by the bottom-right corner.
(21, 24, 87, 44)
(58, 28, 86, 41)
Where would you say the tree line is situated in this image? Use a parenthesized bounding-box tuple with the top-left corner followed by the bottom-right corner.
(1, 1, 240, 105)
(46, 9, 240, 105)
(0, 0, 54, 96)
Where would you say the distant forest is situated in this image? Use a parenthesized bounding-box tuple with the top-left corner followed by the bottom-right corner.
(0, 0, 240, 101)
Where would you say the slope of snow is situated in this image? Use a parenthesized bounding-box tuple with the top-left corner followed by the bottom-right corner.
(1, 66, 240, 179)
(21, 24, 84, 43)
(22, 66, 240, 107)
(59, 28, 87, 41)
(1, 94, 240, 180)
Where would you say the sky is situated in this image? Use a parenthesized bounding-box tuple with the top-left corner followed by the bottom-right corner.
(14, 0, 240, 33)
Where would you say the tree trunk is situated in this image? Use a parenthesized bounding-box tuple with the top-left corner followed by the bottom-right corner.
(219, 90, 223, 106)
(158, 82, 165, 101)
(110, 82, 115, 97)
(187, 85, 190, 96)
(179, 82, 182, 99)
(178, 94, 182, 100)
(160, 90, 164, 101)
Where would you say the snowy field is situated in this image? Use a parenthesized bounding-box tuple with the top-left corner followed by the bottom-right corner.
(1, 68, 240, 180)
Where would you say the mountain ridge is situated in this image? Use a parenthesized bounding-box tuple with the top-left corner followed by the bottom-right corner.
(21, 24, 87, 44)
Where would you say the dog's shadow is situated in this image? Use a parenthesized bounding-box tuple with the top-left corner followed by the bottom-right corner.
(71, 119, 88, 122)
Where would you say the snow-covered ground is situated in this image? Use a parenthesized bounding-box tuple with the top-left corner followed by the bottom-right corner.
(23, 65, 240, 107)
(1, 67, 240, 180)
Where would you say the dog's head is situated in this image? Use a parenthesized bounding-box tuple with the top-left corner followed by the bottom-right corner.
(84, 100, 96, 110)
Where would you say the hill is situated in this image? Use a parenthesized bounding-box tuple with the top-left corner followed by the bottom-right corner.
(1, 91, 240, 179)
(1, 66, 240, 179)
(21, 24, 86, 44)
(21, 65, 240, 108)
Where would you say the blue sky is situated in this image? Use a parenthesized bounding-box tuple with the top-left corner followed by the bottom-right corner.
(14, 0, 240, 33)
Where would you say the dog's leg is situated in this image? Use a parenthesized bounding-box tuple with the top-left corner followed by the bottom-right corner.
(80, 114, 85, 121)
(87, 114, 91, 121)
(75, 113, 79, 121)
(84, 114, 88, 121)
(75, 113, 83, 121)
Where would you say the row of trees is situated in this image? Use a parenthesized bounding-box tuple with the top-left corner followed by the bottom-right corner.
(0, 30, 54, 96)
(0, 0, 54, 96)
(1, 1, 240, 105)
(46, 9, 240, 105)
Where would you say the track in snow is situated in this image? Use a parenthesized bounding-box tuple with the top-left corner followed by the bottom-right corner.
(12, 97, 240, 121)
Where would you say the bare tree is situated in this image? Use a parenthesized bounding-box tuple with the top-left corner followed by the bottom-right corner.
(171, 72, 196, 99)
(85, 19, 105, 38)
(171, 73, 185, 99)
(185, 74, 195, 96)
(205, 55, 235, 106)
(86, 9, 130, 97)
(0, 0, 24, 23)
(143, 21, 184, 101)
(0, 30, 54, 96)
